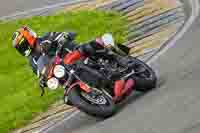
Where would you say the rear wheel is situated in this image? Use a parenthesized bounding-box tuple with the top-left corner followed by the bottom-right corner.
(127, 57, 157, 92)
(67, 86, 116, 118)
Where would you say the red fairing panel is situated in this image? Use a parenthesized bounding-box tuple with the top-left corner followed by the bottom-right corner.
(64, 50, 81, 64)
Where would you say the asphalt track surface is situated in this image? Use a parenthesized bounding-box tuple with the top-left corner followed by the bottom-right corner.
(1, 0, 200, 133)
(44, 0, 200, 133)
(0, 0, 71, 17)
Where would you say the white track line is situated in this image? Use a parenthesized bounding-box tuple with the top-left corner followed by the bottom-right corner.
(0, 1, 86, 133)
(148, 0, 200, 65)
(39, 1, 199, 132)
(35, 110, 80, 133)
(0, 0, 89, 20)
(35, 1, 199, 133)
(37, 1, 198, 132)
(5, 0, 197, 132)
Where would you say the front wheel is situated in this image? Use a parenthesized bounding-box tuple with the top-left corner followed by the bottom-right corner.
(67, 86, 116, 118)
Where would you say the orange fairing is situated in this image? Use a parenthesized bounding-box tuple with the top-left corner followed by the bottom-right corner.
(67, 81, 92, 94)
(79, 82, 92, 93)
(64, 50, 81, 64)
(47, 65, 55, 79)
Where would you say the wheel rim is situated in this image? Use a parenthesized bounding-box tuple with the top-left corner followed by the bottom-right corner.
(80, 91, 108, 105)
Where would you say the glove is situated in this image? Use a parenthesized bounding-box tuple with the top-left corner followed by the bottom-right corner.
(57, 32, 76, 45)
(40, 40, 52, 55)
(67, 32, 76, 41)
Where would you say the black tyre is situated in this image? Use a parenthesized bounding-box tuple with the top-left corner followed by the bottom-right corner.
(127, 57, 157, 92)
(67, 86, 116, 118)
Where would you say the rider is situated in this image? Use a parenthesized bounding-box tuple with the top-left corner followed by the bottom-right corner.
(12, 26, 152, 100)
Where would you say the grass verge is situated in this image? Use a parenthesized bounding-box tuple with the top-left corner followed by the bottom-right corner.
(0, 10, 128, 133)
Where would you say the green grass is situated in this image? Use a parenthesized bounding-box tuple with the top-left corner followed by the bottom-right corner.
(0, 10, 128, 133)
